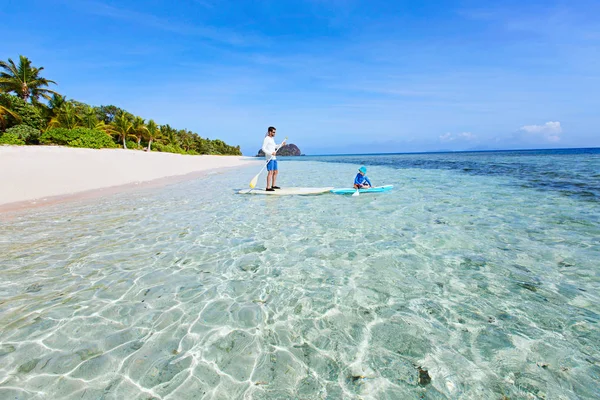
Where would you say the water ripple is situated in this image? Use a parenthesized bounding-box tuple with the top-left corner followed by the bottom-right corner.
(1, 159, 599, 399)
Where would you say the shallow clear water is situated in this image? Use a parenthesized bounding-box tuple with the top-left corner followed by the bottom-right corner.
(1, 150, 599, 399)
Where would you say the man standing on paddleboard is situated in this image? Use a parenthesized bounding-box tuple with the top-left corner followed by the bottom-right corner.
(262, 126, 286, 191)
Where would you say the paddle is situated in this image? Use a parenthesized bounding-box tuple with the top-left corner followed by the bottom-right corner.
(353, 182, 373, 197)
(353, 176, 371, 197)
(249, 136, 287, 188)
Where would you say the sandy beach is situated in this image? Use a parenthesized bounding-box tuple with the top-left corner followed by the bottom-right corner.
(0, 145, 258, 210)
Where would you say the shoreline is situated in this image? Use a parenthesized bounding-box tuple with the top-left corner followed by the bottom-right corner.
(0, 145, 259, 214)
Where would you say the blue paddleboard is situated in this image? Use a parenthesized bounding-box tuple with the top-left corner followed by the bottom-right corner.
(330, 185, 394, 195)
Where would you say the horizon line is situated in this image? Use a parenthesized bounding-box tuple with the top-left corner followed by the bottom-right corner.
(267, 146, 600, 157)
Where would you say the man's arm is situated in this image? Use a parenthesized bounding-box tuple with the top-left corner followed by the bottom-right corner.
(275, 139, 286, 151)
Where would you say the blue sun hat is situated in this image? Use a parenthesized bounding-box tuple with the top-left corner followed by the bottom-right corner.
(359, 166, 367, 174)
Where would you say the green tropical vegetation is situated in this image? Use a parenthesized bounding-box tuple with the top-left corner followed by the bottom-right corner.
(0, 55, 242, 155)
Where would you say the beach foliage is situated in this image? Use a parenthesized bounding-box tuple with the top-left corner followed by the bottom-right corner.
(0, 103, 21, 130)
(68, 128, 118, 149)
(0, 55, 243, 155)
(4, 124, 41, 144)
(0, 132, 26, 145)
(153, 142, 187, 154)
(40, 127, 78, 146)
(0, 93, 45, 130)
(40, 127, 117, 149)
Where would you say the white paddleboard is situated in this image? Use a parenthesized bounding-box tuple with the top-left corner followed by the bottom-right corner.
(238, 187, 334, 195)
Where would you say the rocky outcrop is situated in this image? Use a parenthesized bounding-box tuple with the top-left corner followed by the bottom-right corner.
(257, 143, 302, 157)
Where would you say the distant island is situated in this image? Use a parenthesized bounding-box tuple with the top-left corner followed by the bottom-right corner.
(257, 143, 303, 157)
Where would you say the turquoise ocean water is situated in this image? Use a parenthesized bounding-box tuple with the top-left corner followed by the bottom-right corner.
(0, 148, 599, 399)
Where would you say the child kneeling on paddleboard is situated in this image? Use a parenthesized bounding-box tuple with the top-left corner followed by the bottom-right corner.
(354, 166, 372, 189)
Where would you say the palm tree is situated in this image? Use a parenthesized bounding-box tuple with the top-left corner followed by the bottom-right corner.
(95, 120, 117, 137)
(0, 104, 21, 130)
(112, 112, 133, 149)
(145, 119, 159, 152)
(47, 93, 66, 117)
(37, 93, 66, 123)
(94, 120, 117, 147)
(0, 55, 59, 103)
(0, 94, 21, 129)
(49, 103, 80, 129)
(160, 124, 179, 147)
(81, 106, 98, 129)
(131, 116, 148, 148)
(181, 130, 193, 152)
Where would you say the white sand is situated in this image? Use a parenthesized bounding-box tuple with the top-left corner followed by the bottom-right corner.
(0, 145, 259, 206)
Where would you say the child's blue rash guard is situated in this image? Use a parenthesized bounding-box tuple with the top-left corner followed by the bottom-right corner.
(354, 173, 372, 186)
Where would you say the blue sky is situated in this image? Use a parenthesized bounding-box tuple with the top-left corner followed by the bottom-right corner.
(2, 0, 599, 154)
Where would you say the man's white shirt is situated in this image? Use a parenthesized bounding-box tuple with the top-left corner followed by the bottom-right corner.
(262, 136, 281, 161)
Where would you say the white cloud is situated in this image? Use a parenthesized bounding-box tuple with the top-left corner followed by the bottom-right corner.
(439, 132, 476, 142)
(520, 121, 562, 134)
(519, 121, 562, 142)
(458, 132, 476, 140)
(439, 132, 453, 142)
